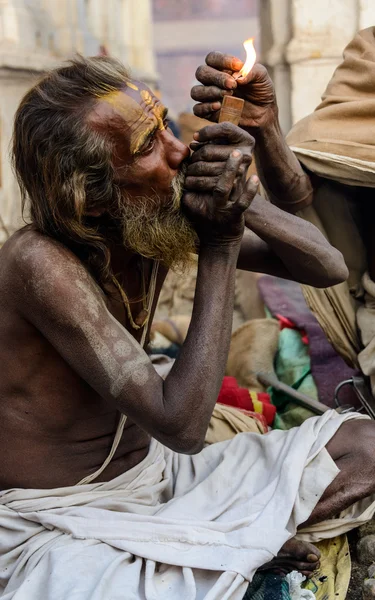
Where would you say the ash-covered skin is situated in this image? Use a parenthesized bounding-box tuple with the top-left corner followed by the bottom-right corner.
(23, 238, 151, 399)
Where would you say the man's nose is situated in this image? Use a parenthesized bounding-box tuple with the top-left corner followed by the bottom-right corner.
(162, 130, 190, 170)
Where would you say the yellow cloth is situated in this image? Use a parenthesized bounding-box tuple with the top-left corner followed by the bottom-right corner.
(303, 536, 351, 600)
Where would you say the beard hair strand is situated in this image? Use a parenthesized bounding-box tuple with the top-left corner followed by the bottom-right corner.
(115, 167, 197, 271)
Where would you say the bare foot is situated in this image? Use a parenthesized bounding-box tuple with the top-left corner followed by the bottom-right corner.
(258, 538, 321, 578)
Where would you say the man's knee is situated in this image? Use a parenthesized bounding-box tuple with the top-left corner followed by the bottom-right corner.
(326, 419, 375, 466)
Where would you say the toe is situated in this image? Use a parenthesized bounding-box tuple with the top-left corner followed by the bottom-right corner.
(282, 538, 321, 562)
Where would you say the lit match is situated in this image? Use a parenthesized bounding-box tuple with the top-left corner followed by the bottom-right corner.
(218, 37, 257, 126)
(240, 38, 257, 78)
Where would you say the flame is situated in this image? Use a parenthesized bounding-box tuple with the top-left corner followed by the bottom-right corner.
(240, 38, 256, 78)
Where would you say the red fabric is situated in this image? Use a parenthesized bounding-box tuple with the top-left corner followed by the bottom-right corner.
(217, 377, 276, 426)
(276, 314, 309, 345)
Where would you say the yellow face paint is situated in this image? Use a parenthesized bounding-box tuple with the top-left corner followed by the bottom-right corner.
(140, 90, 165, 132)
(140, 90, 152, 105)
(100, 90, 142, 123)
(126, 81, 139, 91)
(99, 86, 167, 155)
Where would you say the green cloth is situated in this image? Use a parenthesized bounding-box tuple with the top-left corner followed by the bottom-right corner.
(243, 573, 291, 599)
(271, 328, 318, 430)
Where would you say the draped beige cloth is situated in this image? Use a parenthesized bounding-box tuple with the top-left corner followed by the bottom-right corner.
(286, 27, 375, 368)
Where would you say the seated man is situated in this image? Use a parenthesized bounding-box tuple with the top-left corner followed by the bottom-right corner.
(192, 26, 375, 392)
(0, 55, 374, 600)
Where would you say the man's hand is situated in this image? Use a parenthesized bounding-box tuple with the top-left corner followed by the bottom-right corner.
(192, 52, 276, 135)
(183, 122, 258, 246)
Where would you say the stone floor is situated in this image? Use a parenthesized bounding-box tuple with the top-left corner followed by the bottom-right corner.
(346, 524, 375, 599)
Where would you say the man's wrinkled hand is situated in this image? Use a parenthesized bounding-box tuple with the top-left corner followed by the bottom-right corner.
(191, 52, 276, 135)
(186, 121, 254, 185)
(183, 125, 258, 247)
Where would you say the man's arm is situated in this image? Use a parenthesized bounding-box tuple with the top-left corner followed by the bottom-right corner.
(192, 53, 314, 213)
(15, 156, 255, 456)
(237, 194, 348, 287)
(187, 123, 348, 288)
(253, 116, 314, 213)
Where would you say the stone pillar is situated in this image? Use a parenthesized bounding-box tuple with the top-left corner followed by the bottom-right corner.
(359, 0, 375, 29)
(108, 0, 130, 62)
(85, 0, 103, 42)
(0, 0, 19, 45)
(128, 0, 155, 75)
(48, 0, 85, 56)
(260, 0, 292, 133)
(286, 0, 358, 124)
(0, 69, 46, 243)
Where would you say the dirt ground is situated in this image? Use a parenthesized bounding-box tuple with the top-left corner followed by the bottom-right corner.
(347, 561, 366, 600)
(347, 530, 367, 600)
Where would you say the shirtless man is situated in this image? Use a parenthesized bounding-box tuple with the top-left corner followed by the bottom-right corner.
(1, 55, 375, 599)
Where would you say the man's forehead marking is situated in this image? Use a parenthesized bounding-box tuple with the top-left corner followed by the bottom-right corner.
(126, 81, 139, 91)
(99, 88, 167, 155)
(140, 90, 165, 132)
(100, 90, 143, 123)
(141, 90, 153, 106)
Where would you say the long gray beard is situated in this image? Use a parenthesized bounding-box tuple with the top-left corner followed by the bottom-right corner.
(117, 166, 197, 270)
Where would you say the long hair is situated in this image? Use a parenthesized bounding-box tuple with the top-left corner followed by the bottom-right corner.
(12, 55, 131, 289)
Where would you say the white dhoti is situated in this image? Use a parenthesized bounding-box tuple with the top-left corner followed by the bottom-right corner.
(0, 410, 374, 600)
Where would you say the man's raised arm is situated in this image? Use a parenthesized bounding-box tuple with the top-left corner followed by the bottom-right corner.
(187, 122, 348, 288)
(192, 52, 314, 213)
(14, 154, 257, 457)
(238, 194, 348, 287)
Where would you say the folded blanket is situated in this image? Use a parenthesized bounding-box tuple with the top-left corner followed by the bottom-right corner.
(0, 411, 374, 599)
(206, 402, 268, 444)
(226, 318, 280, 392)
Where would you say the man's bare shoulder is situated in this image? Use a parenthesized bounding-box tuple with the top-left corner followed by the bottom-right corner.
(0, 228, 102, 316)
(1, 228, 92, 289)
(1, 228, 82, 275)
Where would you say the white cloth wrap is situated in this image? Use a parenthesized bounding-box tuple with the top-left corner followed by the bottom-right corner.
(0, 410, 374, 600)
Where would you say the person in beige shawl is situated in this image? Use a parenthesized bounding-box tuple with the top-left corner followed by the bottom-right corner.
(193, 29, 375, 394)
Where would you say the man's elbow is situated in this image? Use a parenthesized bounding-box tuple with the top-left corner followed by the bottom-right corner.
(167, 433, 206, 455)
(307, 251, 349, 288)
(328, 262, 349, 287)
(160, 425, 206, 455)
(155, 398, 207, 455)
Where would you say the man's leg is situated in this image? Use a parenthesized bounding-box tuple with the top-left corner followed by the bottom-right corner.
(260, 418, 375, 576)
(305, 419, 375, 525)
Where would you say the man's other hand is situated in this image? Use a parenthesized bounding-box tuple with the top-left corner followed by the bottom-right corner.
(183, 123, 258, 246)
(192, 52, 276, 135)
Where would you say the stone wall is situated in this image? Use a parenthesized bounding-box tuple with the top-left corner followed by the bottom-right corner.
(262, 0, 375, 133)
(152, 0, 259, 118)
